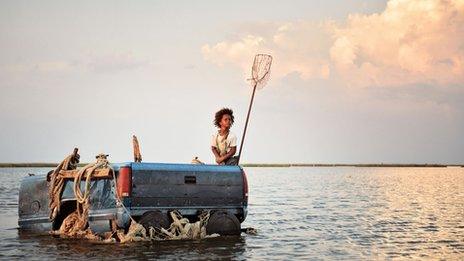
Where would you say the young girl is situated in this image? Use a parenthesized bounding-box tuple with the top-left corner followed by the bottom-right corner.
(211, 108, 239, 165)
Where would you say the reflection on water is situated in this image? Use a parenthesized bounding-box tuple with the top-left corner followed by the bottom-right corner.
(1, 167, 463, 259)
(15, 231, 246, 260)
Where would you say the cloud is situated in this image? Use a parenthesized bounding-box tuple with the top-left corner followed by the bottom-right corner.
(2, 61, 75, 74)
(202, 0, 464, 88)
(86, 53, 149, 74)
(1, 52, 149, 75)
(202, 22, 333, 81)
(330, 0, 464, 87)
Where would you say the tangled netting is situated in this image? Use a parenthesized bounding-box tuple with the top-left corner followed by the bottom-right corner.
(48, 151, 220, 243)
(116, 211, 219, 243)
(250, 54, 272, 90)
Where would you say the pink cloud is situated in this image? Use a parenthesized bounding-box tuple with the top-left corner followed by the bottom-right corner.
(202, 0, 464, 88)
(330, 0, 464, 87)
(202, 22, 333, 82)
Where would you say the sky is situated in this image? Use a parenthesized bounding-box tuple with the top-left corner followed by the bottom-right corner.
(0, 0, 463, 164)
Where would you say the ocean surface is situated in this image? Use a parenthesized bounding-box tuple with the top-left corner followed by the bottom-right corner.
(0, 167, 463, 260)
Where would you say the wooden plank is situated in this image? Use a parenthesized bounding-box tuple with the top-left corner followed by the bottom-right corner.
(58, 168, 113, 179)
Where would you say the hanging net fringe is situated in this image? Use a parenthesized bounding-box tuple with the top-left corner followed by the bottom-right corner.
(250, 54, 273, 90)
(117, 211, 219, 243)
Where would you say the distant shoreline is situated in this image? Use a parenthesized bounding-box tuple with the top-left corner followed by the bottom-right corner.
(0, 163, 462, 168)
(241, 163, 464, 168)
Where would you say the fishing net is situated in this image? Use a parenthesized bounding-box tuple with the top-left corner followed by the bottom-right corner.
(116, 211, 219, 243)
(250, 54, 273, 90)
(238, 54, 273, 162)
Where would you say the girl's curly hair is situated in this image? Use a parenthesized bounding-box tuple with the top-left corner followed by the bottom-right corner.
(214, 108, 234, 128)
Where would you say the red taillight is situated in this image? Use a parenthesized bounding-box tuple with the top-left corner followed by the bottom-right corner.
(117, 166, 132, 198)
(242, 170, 248, 201)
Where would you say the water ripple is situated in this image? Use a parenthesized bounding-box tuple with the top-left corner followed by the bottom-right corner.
(0, 167, 463, 259)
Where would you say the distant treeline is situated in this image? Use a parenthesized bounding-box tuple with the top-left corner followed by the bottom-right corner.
(241, 163, 464, 168)
(0, 163, 89, 168)
(0, 163, 57, 168)
(0, 162, 462, 168)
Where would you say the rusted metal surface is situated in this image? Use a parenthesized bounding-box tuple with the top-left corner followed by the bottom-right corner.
(132, 135, 142, 163)
(58, 168, 112, 179)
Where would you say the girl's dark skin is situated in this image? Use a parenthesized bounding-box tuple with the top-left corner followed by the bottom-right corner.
(211, 114, 237, 164)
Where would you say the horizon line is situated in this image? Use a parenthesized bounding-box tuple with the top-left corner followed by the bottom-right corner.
(0, 162, 462, 168)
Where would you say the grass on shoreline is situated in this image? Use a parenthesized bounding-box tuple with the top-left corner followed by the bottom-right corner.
(0, 163, 462, 168)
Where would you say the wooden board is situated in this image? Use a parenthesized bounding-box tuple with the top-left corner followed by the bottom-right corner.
(59, 168, 113, 179)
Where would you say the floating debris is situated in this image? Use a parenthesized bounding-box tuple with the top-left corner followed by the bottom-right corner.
(242, 227, 258, 235)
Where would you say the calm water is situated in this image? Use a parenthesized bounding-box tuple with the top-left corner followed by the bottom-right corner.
(0, 167, 463, 260)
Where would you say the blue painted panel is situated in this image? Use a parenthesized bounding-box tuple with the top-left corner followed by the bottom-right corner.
(129, 162, 242, 173)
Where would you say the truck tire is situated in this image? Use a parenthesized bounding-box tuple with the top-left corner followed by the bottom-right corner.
(206, 211, 241, 236)
(138, 210, 170, 231)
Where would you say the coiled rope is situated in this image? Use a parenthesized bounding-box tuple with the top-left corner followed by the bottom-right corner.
(58, 154, 113, 238)
(48, 148, 79, 221)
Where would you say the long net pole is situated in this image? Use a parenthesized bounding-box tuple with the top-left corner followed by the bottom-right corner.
(237, 83, 258, 164)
